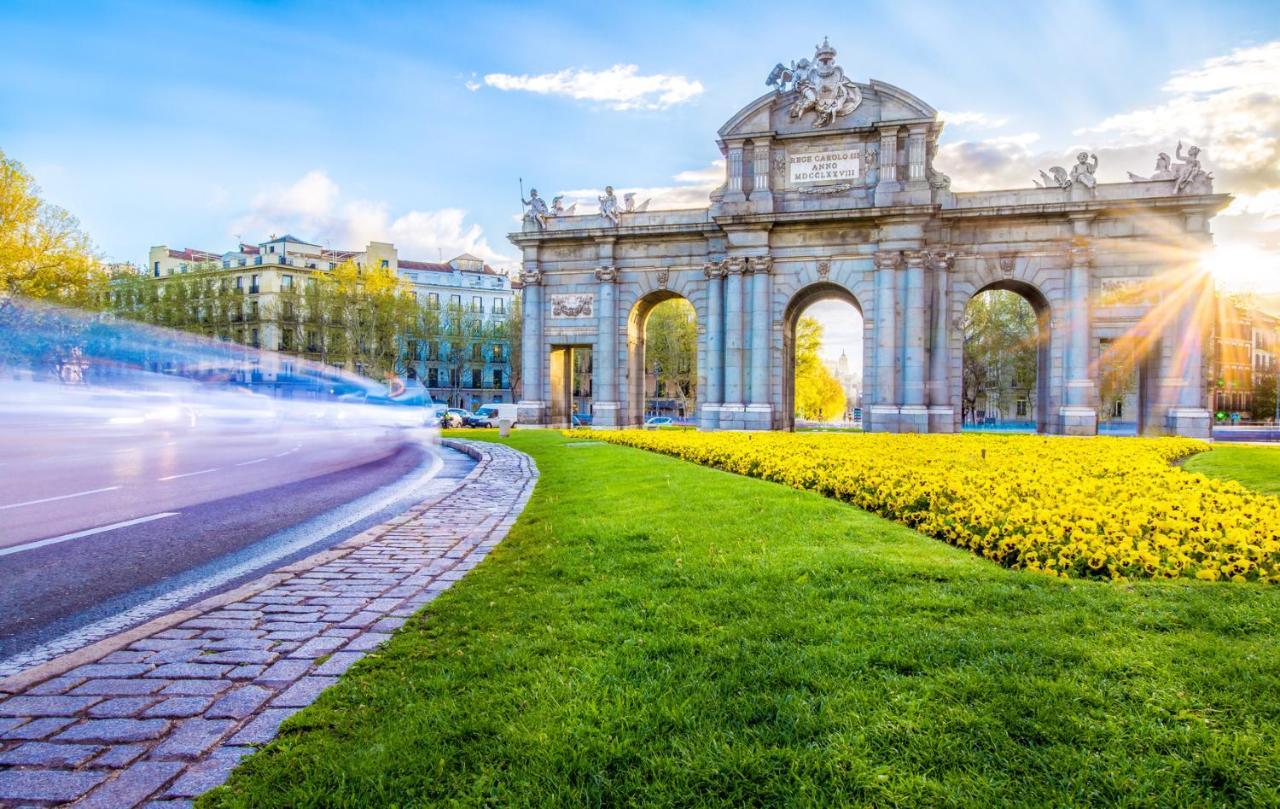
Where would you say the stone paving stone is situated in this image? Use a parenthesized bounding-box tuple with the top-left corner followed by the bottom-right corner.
(72, 679, 169, 696)
(25, 675, 89, 695)
(0, 768, 109, 803)
(75, 760, 185, 809)
(55, 718, 171, 743)
(0, 695, 102, 715)
(149, 718, 235, 761)
(205, 685, 272, 720)
(88, 697, 158, 718)
(271, 677, 337, 708)
(254, 658, 311, 685)
(288, 636, 345, 659)
(89, 742, 148, 768)
(0, 441, 535, 808)
(309, 651, 362, 677)
(144, 801, 194, 809)
(159, 680, 230, 697)
(0, 716, 75, 740)
(226, 708, 299, 745)
(162, 745, 252, 798)
(344, 632, 391, 652)
(145, 663, 232, 679)
(0, 740, 102, 766)
(143, 696, 215, 718)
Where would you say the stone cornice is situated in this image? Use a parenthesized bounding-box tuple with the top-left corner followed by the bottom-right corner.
(873, 250, 901, 271)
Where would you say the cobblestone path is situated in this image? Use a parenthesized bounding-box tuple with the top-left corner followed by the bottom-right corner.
(0, 439, 536, 807)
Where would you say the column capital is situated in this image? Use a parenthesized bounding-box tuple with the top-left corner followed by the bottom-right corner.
(1068, 238, 1093, 268)
(520, 269, 543, 286)
(747, 256, 773, 275)
(702, 261, 725, 280)
(594, 265, 618, 283)
(874, 250, 902, 271)
(903, 250, 928, 270)
(725, 256, 748, 275)
(927, 248, 955, 272)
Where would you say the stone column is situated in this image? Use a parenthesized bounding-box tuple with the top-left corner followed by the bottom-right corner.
(591, 265, 620, 428)
(899, 250, 928, 432)
(906, 126, 927, 183)
(869, 250, 900, 431)
(516, 268, 545, 425)
(724, 141, 747, 204)
(746, 256, 773, 429)
(874, 127, 900, 207)
(751, 141, 773, 213)
(1164, 261, 1212, 438)
(700, 261, 725, 430)
(722, 257, 747, 426)
(926, 249, 956, 432)
(1058, 232, 1098, 435)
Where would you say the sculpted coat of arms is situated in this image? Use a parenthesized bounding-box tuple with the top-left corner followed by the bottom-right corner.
(766, 37, 863, 129)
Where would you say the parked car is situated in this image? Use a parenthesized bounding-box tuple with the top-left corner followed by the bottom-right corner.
(465, 403, 519, 428)
(645, 416, 674, 428)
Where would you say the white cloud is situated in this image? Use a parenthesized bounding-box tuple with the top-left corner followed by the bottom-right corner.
(939, 110, 1009, 129)
(482, 64, 704, 111)
(228, 170, 515, 268)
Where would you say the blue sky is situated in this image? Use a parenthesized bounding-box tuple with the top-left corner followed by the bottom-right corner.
(2, 0, 1278, 359)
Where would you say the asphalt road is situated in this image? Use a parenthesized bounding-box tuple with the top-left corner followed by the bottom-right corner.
(0, 418, 466, 664)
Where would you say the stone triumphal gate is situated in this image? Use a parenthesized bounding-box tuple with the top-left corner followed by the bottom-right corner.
(511, 40, 1227, 436)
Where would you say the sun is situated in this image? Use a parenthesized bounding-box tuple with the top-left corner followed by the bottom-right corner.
(1202, 243, 1280, 293)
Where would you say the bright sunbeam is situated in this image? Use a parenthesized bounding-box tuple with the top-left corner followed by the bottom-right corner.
(1202, 243, 1280, 294)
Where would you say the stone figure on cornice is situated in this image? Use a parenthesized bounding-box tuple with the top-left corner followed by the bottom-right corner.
(522, 188, 549, 230)
(770, 38, 863, 129)
(1172, 142, 1213, 195)
(1035, 166, 1071, 189)
(1070, 152, 1099, 190)
(550, 195, 576, 217)
(1127, 153, 1176, 183)
(598, 186, 621, 225)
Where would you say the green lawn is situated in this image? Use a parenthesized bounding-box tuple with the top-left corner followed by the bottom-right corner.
(1185, 443, 1280, 496)
(203, 432, 1280, 808)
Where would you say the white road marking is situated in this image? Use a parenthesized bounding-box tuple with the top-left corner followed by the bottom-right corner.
(273, 449, 297, 458)
(158, 467, 219, 481)
(0, 486, 121, 511)
(0, 512, 180, 557)
(235, 457, 268, 467)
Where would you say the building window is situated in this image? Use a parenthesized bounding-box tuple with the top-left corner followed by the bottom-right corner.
(427, 342, 438, 360)
(493, 369, 503, 388)
(471, 343, 482, 361)
(450, 294, 462, 309)
(306, 330, 318, 351)
(305, 277, 317, 290)
(1113, 399, 1124, 418)
(449, 368, 460, 387)
(492, 344, 505, 362)
(250, 274, 260, 293)
(282, 274, 293, 289)
(427, 292, 439, 308)
(471, 368, 482, 388)
(380, 259, 389, 268)
(1016, 399, 1028, 417)
(251, 327, 259, 347)
(239, 258, 247, 267)
(407, 339, 418, 361)
(428, 367, 439, 387)
(494, 298, 505, 314)
(235, 276, 244, 290)
(472, 296, 482, 312)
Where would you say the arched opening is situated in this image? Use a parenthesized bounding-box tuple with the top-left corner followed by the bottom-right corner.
(626, 292, 697, 426)
(783, 283, 864, 431)
(962, 281, 1051, 433)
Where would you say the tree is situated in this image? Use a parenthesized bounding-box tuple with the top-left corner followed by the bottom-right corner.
(645, 298, 697, 413)
(299, 259, 418, 379)
(505, 292, 523, 399)
(794, 316, 846, 421)
(1254, 371, 1279, 422)
(0, 148, 104, 306)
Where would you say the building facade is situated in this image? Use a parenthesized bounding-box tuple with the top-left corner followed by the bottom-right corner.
(1211, 297, 1280, 417)
(144, 236, 515, 407)
(511, 40, 1227, 437)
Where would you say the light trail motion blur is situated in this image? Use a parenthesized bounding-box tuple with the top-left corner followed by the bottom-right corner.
(0, 297, 450, 670)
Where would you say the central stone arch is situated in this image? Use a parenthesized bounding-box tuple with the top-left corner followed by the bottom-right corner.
(782, 281, 865, 431)
(625, 289, 698, 426)
(962, 278, 1053, 433)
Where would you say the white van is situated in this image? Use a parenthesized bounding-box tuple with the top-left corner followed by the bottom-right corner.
(470, 403, 519, 427)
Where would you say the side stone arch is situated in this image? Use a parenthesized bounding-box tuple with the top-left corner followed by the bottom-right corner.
(617, 269, 706, 426)
(949, 253, 1066, 433)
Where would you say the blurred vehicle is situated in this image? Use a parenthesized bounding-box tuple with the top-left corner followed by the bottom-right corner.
(644, 416, 674, 428)
(440, 408, 471, 428)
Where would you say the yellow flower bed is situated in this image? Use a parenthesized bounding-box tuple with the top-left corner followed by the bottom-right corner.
(573, 430, 1280, 584)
